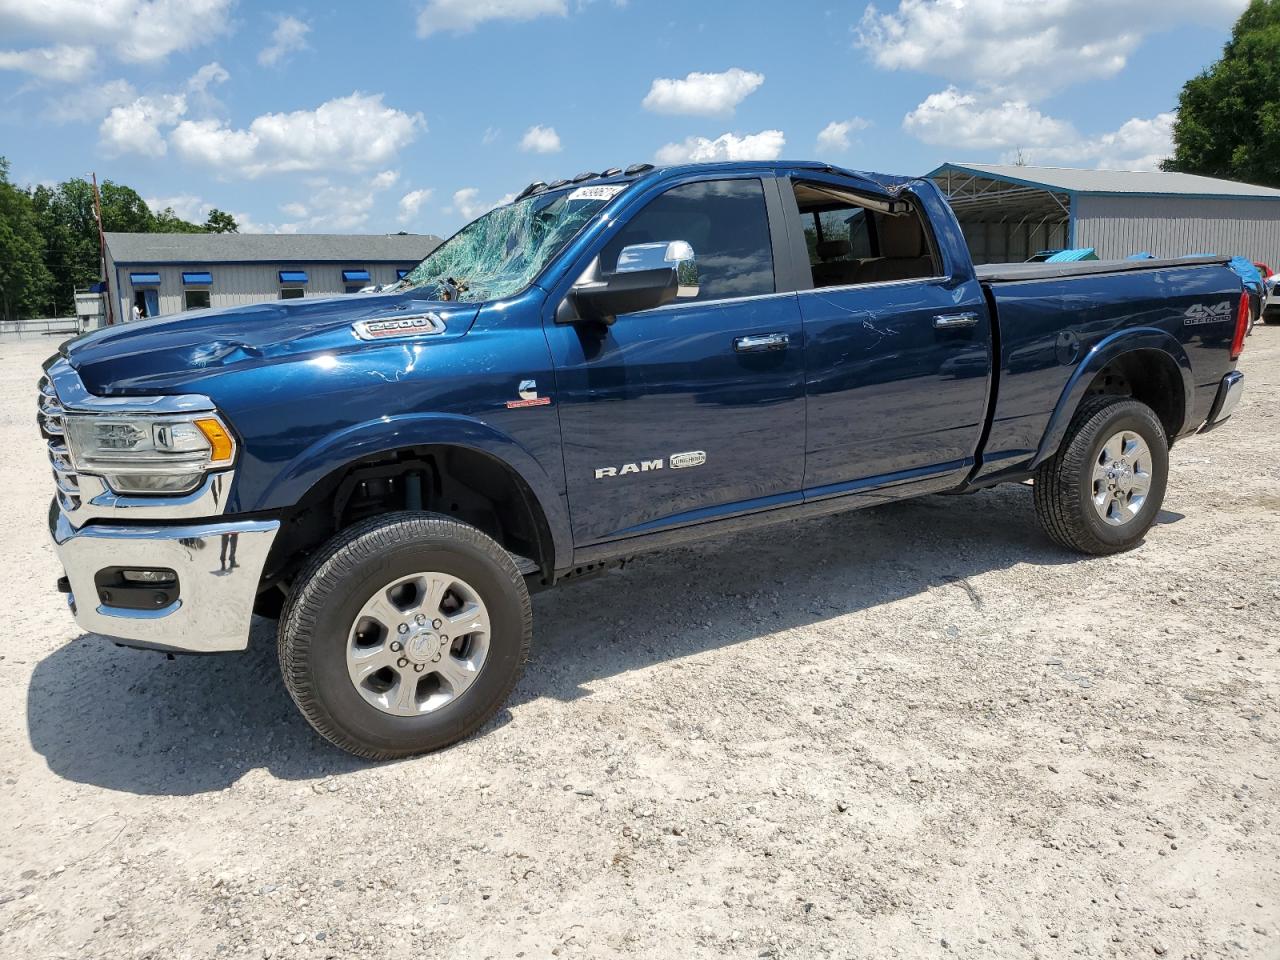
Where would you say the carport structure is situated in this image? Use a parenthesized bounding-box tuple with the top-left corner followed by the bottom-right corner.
(928, 162, 1280, 266)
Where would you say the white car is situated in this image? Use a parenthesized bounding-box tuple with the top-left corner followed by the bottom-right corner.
(1266, 273, 1279, 324)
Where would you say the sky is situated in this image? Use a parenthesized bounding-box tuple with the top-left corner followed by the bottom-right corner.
(0, 0, 1251, 237)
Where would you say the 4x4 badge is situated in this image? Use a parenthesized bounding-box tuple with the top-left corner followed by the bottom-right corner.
(506, 379, 551, 409)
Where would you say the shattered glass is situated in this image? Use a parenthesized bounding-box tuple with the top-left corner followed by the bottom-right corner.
(399, 189, 616, 303)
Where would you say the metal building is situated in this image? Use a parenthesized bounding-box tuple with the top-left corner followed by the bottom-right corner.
(929, 163, 1280, 266)
(103, 232, 441, 323)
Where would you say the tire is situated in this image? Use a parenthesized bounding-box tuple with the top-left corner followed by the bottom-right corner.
(1264, 313, 1280, 325)
(1033, 396, 1169, 556)
(278, 512, 531, 759)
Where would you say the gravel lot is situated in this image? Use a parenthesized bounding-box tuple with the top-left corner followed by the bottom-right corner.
(1, 331, 1277, 960)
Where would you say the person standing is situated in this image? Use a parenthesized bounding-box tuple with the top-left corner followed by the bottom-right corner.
(131, 301, 142, 321)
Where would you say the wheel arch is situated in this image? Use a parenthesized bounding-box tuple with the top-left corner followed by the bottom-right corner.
(255, 414, 571, 583)
(1032, 329, 1193, 469)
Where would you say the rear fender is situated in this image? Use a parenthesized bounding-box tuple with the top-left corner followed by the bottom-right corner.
(251, 413, 572, 568)
(1031, 328, 1193, 468)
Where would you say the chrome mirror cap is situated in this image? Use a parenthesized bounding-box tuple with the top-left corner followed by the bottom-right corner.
(614, 240, 699, 298)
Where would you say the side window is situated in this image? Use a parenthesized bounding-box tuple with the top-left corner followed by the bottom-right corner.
(601, 178, 774, 302)
(793, 181, 940, 288)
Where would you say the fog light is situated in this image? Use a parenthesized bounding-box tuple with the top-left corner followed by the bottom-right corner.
(120, 568, 177, 584)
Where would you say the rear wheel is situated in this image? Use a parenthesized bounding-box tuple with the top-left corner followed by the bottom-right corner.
(1033, 397, 1169, 555)
(278, 512, 531, 759)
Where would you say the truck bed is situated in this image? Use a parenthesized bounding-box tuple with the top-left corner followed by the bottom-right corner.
(976, 255, 1227, 283)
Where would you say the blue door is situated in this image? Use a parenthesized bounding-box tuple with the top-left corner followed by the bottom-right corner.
(782, 174, 992, 497)
(143, 289, 159, 318)
(546, 176, 806, 545)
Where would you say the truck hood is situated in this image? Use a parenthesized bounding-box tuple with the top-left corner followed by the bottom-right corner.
(64, 292, 480, 395)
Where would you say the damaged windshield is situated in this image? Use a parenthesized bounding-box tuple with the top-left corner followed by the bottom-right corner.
(398, 185, 623, 302)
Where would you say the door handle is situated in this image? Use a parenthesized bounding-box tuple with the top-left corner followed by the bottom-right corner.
(734, 332, 790, 353)
(933, 312, 980, 329)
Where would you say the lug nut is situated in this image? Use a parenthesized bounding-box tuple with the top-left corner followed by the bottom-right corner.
(415, 613, 426, 625)
(397, 657, 409, 668)
(390, 641, 403, 652)
(432, 619, 442, 629)
(397, 623, 409, 635)
(414, 663, 425, 673)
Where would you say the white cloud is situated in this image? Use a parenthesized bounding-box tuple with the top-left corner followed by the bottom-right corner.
(857, 0, 1246, 98)
(903, 87, 1073, 149)
(146, 193, 211, 222)
(170, 93, 426, 178)
(370, 169, 400, 190)
(417, 0, 566, 37)
(816, 118, 870, 153)
(482, 126, 501, 144)
(654, 130, 786, 165)
(259, 15, 311, 67)
(398, 188, 434, 223)
(0, 0, 235, 65)
(1015, 112, 1176, 171)
(641, 68, 764, 116)
(99, 93, 187, 157)
(47, 77, 135, 122)
(279, 201, 309, 218)
(450, 187, 517, 221)
(519, 124, 562, 153)
(0, 44, 93, 82)
(187, 61, 229, 94)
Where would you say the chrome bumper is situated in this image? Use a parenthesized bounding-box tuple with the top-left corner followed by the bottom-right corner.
(51, 507, 279, 653)
(1202, 370, 1244, 432)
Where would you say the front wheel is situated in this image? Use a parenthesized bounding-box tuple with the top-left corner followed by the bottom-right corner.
(1033, 397, 1169, 555)
(278, 513, 531, 759)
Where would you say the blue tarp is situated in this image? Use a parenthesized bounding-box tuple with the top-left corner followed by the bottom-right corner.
(396, 268, 411, 279)
(279, 270, 308, 283)
(1046, 248, 1099, 263)
(182, 271, 212, 285)
(129, 272, 160, 286)
(342, 269, 371, 283)
(1228, 256, 1264, 294)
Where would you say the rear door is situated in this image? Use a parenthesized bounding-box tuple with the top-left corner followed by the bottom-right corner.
(545, 174, 806, 545)
(782, 173, 992, 497)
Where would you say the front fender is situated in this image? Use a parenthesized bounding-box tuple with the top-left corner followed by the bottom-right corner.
(1032, 327, 1193, 468)
(250, 412, 572, 568)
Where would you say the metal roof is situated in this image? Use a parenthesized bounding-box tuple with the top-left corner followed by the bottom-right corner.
(104, 231, 442, 265)
(930, 163, 1280, 201)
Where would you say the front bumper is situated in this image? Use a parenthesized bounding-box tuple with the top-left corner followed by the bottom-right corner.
(50, 506, 279, 653)
(1201, 370, 1244, 433)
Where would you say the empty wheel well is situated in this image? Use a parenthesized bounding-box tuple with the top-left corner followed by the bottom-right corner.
(1083, 350, 1185, 442)
(262, 446, 555, 596)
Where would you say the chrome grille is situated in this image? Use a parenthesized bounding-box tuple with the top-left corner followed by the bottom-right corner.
(37, 375, 80, 513)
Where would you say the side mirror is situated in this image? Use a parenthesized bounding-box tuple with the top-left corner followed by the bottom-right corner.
(560, 240, 699, 325)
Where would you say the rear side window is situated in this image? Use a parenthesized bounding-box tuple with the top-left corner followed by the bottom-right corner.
(601, 178, 775, 302)
(791, 180, 941, 288)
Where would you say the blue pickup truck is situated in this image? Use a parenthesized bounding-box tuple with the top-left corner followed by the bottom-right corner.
(39, 161, 1249, 758)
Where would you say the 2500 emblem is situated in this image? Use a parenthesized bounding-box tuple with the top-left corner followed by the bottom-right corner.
(595, 451, 706, 479)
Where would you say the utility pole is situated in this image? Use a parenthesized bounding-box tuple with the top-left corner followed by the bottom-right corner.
(92, 172, 115, 326)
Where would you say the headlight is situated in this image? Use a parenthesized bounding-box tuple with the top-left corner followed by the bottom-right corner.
(64, 413, 235, 495)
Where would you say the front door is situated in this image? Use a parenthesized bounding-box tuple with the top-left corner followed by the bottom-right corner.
(143, 288, 159, 318)
(546, 176, 806, 545)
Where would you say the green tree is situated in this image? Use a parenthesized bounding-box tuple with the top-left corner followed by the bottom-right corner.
(29, 177, 211, 314)
(203, 208, 239, 233)
(1162, 0, 1280, 187)
(0, 157, 55, 321)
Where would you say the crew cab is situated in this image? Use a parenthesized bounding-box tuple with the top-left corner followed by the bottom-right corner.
(38, 161, 1249, 758)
